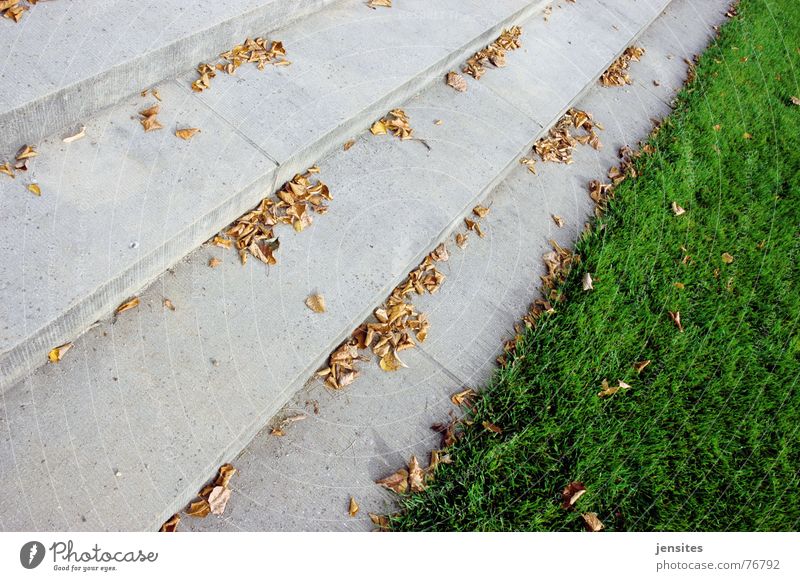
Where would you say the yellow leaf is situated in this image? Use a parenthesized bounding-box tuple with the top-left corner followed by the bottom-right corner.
(408, 455, 426, 492)
(159, 514, 180, 532)
(370, 120, 387, 135)
(15, 145, 37, 161)
(343, 140, 355, 151)
(115, 297, 140, 314)
(305, 293, 326, 313)
(348, 497, 359, 517)
(209, 257, 222, 268)
(721, 252, 734, 264)
(472, 205, 490, 218)
(185, 499, 211, 518)
(48, 343, 73, 363)
(163, 298, 176, 311)
(379, 350, 407, 372)
(175, 127, 201, 140)
(27, 183, 41, 196)
(376, 468, 408, 493)
(482, 421, 502, 434)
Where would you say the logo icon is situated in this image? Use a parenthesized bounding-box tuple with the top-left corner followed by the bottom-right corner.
(20, 541, 45, 569)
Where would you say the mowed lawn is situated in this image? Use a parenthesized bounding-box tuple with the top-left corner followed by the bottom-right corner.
(394, 0, 800, 531)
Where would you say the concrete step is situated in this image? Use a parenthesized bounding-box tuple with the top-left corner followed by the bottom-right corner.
(181, 0, 730, 531)
(0, 0, 340, 158)
(0, 0, 550, 392)
(0, 0, 673, 531)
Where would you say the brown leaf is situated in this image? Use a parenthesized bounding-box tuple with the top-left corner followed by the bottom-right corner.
(472, 205, 490, 218)
(348, 497, 359, 517)
(209, 257, 222, 268)
(139, 104, 160, 118)
(367, 0, 391, 7)
(379, 350, 407, 372)
(27, 183, 41, 196)
(15, 145, 37, 161)
(376, 468, 408, 493)
(141, 115, 163, 132)
(48, 343, 73, 363)
(175, 127, 201, 140)
(115, 297, 140, 315)
(208, 485, 231, 515)
(633, 359, 651, 373)
(215, 464, 237, 488)
(370, 120, 387, 135)
(446, 71, 467, 92)
(721, 252, 734, 264)
(159, 514, 180, 532)
(552, 214, 564, 227)
(671, 201, 686, 216)
(561, 481, 587, 509)
(450, 387, 477, 407)
(430, 243, 449, 262)
(369, 513, 390, 531)
(0, 163, 13, 178)
(305, 293, 326, 313)
(343, 140, 355, 151)
(408, 455, 426, 492)
(582, 272, 594, 291)
(582, 512, 605, 532)
(186, 499, 211, 518)
(163, 298, 176, 311)
(668, 310, 684, 332)
(482, 421, 502, 434)
(63, 125, 87, 143)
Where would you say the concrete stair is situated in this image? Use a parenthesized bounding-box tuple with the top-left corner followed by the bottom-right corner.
(0, 0, 674, 531)
(0, 0, 549, 393)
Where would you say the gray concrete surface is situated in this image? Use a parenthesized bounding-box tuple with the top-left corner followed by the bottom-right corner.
(0, 0, 339, 158)
(0, 0, 703, 531)
(0, 0, 548, 393)
(181, 0, 730, 531)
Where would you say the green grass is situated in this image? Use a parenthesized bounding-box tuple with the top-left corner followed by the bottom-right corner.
(394, 0, 800, 531)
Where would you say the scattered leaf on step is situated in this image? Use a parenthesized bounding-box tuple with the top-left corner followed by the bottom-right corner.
(0, 163, 13, 177)
(446, 71, 467, 92)
(209, 257, 222, 268)
(141, 115, 163, 132)
(215, 464, 237, 488)
(175, 127, 200, 140)
(552, 214, 564, 227)
(63, 125, 87, 143)
(464, 218, 484, 238)
(434, 119, 443, 125)
(16, 145, 37, 161)
(305, 293, 326, 313)
(186, 499, 211, 518)
(208, 486, 231, 515)
(367, 0, 391, 7)
(451, 387, 477, 407)
(159, 514, 180, 532)
(671, 201, 686, 216)
(270, 427, 285, 437)
(48, 343, 73, 363)
(27, 183, 41, 196)
(519, 157, 537, 174)
(376, 468, 408, 494)
(582, 512, 605, 532)
(163, 298, 176, 311)
(668, 310, 684, 332)
(115, 297, 140, 315)
(482, 421, 502, 434)
(343, 140, 355, 151)
(455, 232, 468, 249)
(633, 359, 651, 373)
(369, 513, 390, 531)
(582, 272, 594, 291)
(211, 236, 231, 249)
(472, 205, 490, 218)
(379, 350, 407, 372)
(408, 455, 426, 492)
(370, 120, 387, 135)
(371, 109, 413, 140)
(430, 243, 449, 262)
(561, 481, 586, 509)
(721, 252, 734, 264)
(348, 497, 359, 517)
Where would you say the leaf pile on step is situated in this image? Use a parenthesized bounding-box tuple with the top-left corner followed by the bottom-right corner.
(533, 108, 603, 164)
(192, 37, 288, 92)
(185, 464, 237, 518)
(0, 145, 37, 179)
(0, 0, 40, 22)
(213, 167, 330, 266)
(599, 46, 645, 87)
(463, 26, 523, 80)
(370, 109, 413, 140)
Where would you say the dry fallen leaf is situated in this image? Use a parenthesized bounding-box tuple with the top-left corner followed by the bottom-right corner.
(561, 481, 586, 509)
(379, 350, 407, 372)
(598, 379, 632, 398)
(63, 125, 87, 143)
(721, 252, 734, 264)
(582, 512, 605, 532)
(159, 514, 180, 532)
(791, 96, 800, 106)
(430, 243, 449, 262)
(599, 46, 645, 87)
(671, 201, 686, 216)
(349, 497, 359, 517)
(186, 499, 211, 518)
(369, 513, 390, 531)
(0, 163, 13, 178)
(208, 486, 231, 515)
(175, 127, 200, 140)
(451, 387, 477, 407)
(482, 421, 502, 434)
(376, 468, 408, 494)
(408, 456, 426, 492)
(343, 140, 355, 151)
(743, 132, 753, 139)
(633, 359, 651, 373)
(27, 183, 41, 196)
(552, 214, 564, 227)
(669, 310, 684, 332)
(463, 27, 523, 80)
(209, 257, 222, 268)
(582, 272, 594, 291)
(446, 71, 467, 92)
(163, 298, 176, 311)
(370, 120, 387, 135)
(455, 232, 469, 249)
(16, 145, 37, 161)
(367, 0, 391, 7)
(48, 343, 73, 363)
(472, 205, 490, 218)
(305, 293, 326, 313)
(115, 297, 140, 315)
